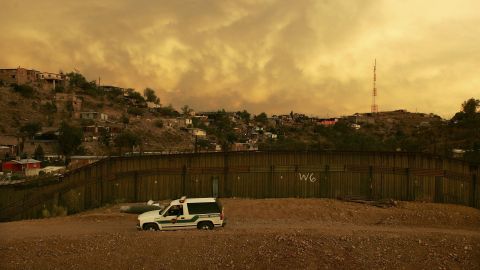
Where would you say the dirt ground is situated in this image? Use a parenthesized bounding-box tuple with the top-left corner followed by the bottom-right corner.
(1, 198, 479, 270)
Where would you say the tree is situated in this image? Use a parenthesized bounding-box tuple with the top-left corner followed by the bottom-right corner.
(41, 101, 57, 115)
(11, 84, 36, 98)
(212, 110, 237, 151)
(237, 110, 251, 123)
(126, 89, 145, 103)
(58, 122, 83, 162)
(99, 129, 112, 154)
(181, 105, 193, 116)
(254, 112, 268, 124)
(66, 72, 101, 96)
(462, 98, 480, 115)
(40, 101, 57, 127)
(114, 130, 142, 155)
(143, 88, 159, 103)
(67, 72, 89, 88)
(158, 104, 180, 117)
(20, 122, 42, 140)
(34, 145, 45, 161)
(452, 98, 480, 125)
(65, 101, 74, 118)
(127, 107, 145, 116)
(121, 114, 130, 127)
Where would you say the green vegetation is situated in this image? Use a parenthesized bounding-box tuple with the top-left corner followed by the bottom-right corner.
(143, 87, 160, 104)
(254, 112, 268, 124)
(57, 121, 83, 161)
(237, 110, 251, 123)
(20, 122, 42, 139)
(114, 130, 142, 155)
(154, 119, 164, 128)
(67, 72, 102, 96)
(181, 105, 193, 116)
(157, 104, 180, 117)
(34, 145, 45, 161)
(121, 114, 130, 127)
(127, 107, 145, 116)
(209, 109, 237, 150)
(11, 84, 36, 98)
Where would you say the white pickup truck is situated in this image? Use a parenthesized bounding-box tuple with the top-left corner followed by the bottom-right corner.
(137, 196, 225, 231)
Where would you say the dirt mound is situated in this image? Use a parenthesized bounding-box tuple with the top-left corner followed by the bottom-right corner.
(222, 198, 480, 229)
(1, 199, 479, 269)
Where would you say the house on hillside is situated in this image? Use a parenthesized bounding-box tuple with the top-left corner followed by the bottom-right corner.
(188, 128, 206, 137)
(0, 135, 18, 158)
(100, 85, 125, 93)
(317, 118, 339, 126)
(147, 102, 161, 111)
(0, 67, 68, 90)
(82, 124, 122, 142)
(2, 159, 41, 177)
(80, 111, 108, 121)
(231, 142, 258, 151)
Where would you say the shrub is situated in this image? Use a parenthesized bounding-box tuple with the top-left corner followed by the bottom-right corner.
(154, 119, 164, 128)
(80, 118, 95, 126)
(127, 107, 144, 116)
(11, 84, 36, 98)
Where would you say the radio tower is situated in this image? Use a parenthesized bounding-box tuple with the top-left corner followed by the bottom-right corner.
(371, 59, 378, 113)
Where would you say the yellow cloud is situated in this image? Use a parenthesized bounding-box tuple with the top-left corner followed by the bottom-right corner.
(1, 0, 479, 117)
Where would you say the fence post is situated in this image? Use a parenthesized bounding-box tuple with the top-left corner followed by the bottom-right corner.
(223, 152, 230, 197)
(133, 171, 138, 202)
(470, 173, 477, 208)
(434, 158, 444, 203)
(369, 165, 374, 200)
(405, 168, 411, 201)
(324, 165, 330, 198)
(268, 165, 274, 198)
(98, 177, 103, 205)
(182, 165, 187, 196)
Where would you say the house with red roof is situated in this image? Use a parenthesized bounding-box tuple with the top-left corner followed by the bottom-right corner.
(2, 159, 41, 177)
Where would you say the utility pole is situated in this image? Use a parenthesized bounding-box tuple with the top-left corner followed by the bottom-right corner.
(371, 59, 378, 113)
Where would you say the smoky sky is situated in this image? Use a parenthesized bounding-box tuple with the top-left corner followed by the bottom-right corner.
(1, 0, 479, 117)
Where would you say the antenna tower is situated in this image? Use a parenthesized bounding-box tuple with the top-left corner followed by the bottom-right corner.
(371, 59, 378, 113)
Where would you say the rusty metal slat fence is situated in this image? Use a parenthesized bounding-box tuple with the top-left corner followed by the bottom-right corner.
(0, 151, 478, 221)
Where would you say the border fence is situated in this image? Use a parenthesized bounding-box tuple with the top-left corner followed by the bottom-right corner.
(0, 151, 478, 221)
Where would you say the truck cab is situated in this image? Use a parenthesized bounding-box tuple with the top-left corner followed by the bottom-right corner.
(137, 196, 224, 231)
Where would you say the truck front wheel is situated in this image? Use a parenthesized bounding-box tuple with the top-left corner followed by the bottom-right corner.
(143, 223, 159, 231)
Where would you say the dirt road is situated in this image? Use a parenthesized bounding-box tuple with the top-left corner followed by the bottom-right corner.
(1, 198, 479, 269)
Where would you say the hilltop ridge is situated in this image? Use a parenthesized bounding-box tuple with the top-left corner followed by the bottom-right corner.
(0, 69, 479, 168)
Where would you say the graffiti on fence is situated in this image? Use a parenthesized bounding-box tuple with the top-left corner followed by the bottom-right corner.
(298, 173, 317, 183)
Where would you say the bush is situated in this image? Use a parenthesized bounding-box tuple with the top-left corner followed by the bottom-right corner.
(11, 84, 36, 98)
(54, 85, 65, 93)
(157, 105, 180, 117)
(42, 205, 67, 218)
(80, 118, 95, 126)
(41, 101, 57, 114)
(127, 107, 145, 116)
(154, 119, 164, 128)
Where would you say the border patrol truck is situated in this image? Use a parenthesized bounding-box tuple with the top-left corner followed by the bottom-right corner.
(137, 197, 224, 231)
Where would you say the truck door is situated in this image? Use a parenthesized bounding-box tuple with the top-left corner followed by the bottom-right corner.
(159, 205, 184, 230)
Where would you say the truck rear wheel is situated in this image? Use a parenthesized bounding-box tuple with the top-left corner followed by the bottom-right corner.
(197, 221, 214, 230)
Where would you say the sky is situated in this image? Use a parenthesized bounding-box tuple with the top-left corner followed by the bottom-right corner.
(1, 0, 479, 118)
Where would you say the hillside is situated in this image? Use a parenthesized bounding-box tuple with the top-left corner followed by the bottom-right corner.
(0, 73, 479, 168)
(0, 84, 194, 158)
